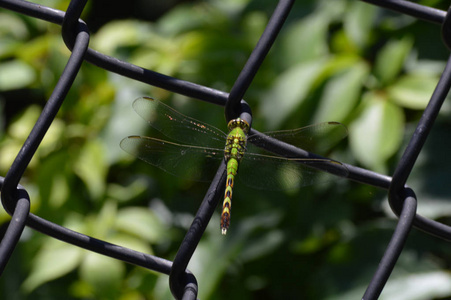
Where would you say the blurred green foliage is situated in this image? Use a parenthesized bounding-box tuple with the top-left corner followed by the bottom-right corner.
(2, 0, 451, 299)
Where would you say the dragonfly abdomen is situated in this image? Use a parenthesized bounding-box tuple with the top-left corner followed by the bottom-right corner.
(221, 158, 239, 235)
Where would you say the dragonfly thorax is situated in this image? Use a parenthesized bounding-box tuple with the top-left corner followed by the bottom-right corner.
(224, 118, 249, 162)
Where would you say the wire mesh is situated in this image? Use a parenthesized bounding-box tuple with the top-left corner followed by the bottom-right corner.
(1, 0, 451, 299)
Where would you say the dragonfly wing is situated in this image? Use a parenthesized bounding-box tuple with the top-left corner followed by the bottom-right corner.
(238, 152, 348, 191)
(132, 97, 227, 148)
(120, 136, 225, 182)
(247, 122, 347, 155)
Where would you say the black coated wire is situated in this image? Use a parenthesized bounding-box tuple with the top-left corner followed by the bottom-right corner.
(0, 0, 194, 296)
(170, 163, 227, 299)
(389, 53, 451, 241)
(1, 4, 89, 214)
(1, 0, 451, 299)
(362, 189, 417, 300)
(360, 0, 446, 24)
(442, 5, 451, 49)
(0, 177, 30, 274)
(225, 0, 294, 121)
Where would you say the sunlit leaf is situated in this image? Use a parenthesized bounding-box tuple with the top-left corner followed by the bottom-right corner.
(344, 1, 379, 48)
(79, 252, 125, 297)
(313, 61, 369, 123)
(116, 207, 165, 243)
(106, 180, 148, 203)
(16, 35, 63, 67)
(37, 152, 71, 208)
(261, 60, 327, 129)
(93, 200, 117, 238)
(388, 74, 437, 109)
(8, 105, 40, 139)
(92, 20, 151, 55)
(0, 60, 35, 91)
(0, 140, 23, 173)
(0, 13, 29, 58)
(157, 4, 216, 35)
(374, 37, 414, 86)
(74, 140, 107, 200)
(380, 271, 451, 300)
(279, 15, 329, 67)
(349, 93, 404, 173)
(326, 271, 451, 300)
(22, 242, 83, 292)
(0, 13, 29, 40)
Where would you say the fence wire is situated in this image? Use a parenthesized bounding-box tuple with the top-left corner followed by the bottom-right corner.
(0, 0, 450, 299)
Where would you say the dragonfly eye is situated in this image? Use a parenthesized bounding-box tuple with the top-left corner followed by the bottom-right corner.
(228, 118, 250, 133)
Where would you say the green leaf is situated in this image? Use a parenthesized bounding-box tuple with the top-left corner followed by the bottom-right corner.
(261, 60, 326, 129)
(0, 13, 29, 59)
(326, 271, 451, 300)
(0, 13, 29, 58)
(313, 61, 369, 123)
(344, 1, 379, 48)
(115, 207, 165, 243)
(387, 74, 437, 110)
(374, 37, 414, 86)
(0, 13, 29, 40)
(93, 200, 117, 238)
(92, 20, 151, 55)
(238, 230, 284, 262)
(37, 152, 71, 208)
(349, 93, 404, 172)
(315, 54, 363, 84)
(106, 181, 148, 203)
(157, 4, 214, 36)
(79, 252, 125, 297)
(22, 241, 83, 292)
(279, 15, 328, 67)
(8, 105, 40, 138)
(0, 60, 35, 91)
(74, 140, 107, 200)
(380, 271, 451, 300)
(101, 87, 149, 165)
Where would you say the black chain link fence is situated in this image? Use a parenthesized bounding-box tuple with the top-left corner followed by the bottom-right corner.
(1, 0, 451, 299)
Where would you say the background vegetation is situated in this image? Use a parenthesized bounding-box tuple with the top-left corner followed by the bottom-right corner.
(2, 0, 451, 299)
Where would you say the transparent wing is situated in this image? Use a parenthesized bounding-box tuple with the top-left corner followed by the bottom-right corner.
(238, 152, 348, 190)
(120, 136, 224, 182)
(132, 97, 227, 148)
(247, 122, 347, 155)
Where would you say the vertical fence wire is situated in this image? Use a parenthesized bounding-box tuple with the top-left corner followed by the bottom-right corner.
(1, 0, 451, 299)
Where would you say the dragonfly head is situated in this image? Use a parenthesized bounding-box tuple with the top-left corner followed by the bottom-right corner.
(227, 118, 250, 134)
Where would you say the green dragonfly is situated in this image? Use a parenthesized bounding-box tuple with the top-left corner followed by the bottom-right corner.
(120, 97, 348, 235)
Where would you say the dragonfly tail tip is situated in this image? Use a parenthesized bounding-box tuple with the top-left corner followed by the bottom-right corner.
(221, 228, 227, 235)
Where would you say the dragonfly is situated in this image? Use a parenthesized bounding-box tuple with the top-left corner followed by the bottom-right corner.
(120, 97, 348, 235)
